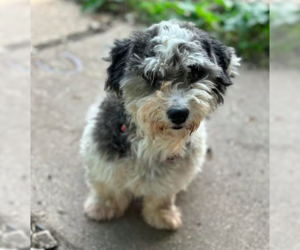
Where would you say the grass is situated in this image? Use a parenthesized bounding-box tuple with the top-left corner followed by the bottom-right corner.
(79, 0, 270, 67)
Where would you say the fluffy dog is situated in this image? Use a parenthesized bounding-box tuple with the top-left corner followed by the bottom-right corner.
(81, 20, 240, 230)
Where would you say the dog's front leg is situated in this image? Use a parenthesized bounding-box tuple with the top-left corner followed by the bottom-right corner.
(142, 194, 182, 230)
(84, 182, 132, 221)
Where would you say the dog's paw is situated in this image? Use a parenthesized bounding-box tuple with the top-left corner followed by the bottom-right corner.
(84, 196, 125, 221)
(143, 206, 182, 230)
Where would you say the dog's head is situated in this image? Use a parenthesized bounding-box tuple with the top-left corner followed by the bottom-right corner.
(105, 20, 240, 145)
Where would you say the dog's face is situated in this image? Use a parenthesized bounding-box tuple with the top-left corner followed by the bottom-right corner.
(105, 21, 240, 141)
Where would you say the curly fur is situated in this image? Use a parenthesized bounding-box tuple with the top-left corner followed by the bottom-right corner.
(81, 20, 240, 230)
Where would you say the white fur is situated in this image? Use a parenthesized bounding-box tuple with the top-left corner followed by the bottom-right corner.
(142, 21, 222, 79)
(81, 102, 207, 197)
(227, 49, 241, 76)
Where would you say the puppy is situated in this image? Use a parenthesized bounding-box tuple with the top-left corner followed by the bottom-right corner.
(81, 20, 240, 230)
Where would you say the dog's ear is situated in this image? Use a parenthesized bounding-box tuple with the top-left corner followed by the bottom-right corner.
(210, 39, 240, 78)
(105, 39, 132, 97)
(202, 37, 241, 104)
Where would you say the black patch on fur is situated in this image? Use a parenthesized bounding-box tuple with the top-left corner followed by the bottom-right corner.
(210, 38, 232, 72)
(211, 38, 233, 104)
(105, 39, 132, 97)
(201, 38, 213, 58)
(201, 36, 234, 104)
(132, 30, 157, 59)
(128, 28, 166, 88)
(187, 65, 208, 84)
(93, 95, 130, 160)
(129, 29, 157, 74)
(213, 72, 232, 104)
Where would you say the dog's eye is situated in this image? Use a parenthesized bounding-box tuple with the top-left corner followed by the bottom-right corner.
(187, 65, 207, 84)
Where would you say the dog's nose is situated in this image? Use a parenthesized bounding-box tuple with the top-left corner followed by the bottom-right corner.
(167, 108, 189, 125)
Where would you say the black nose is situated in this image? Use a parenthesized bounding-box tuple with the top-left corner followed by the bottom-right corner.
(167, 108, 189, 125)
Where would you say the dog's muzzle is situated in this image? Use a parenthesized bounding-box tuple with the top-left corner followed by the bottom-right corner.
(167, 108, 189, 130)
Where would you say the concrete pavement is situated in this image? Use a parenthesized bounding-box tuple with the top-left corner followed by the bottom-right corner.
(270, 70, 300, 250)
(31, 1, 269, 249)
(0, 0, 30, 236)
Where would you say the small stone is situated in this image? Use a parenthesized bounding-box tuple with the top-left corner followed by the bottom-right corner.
(89, 21, 101, 31)
(187, 235, 192, 240)
(37, 211, 46, 218)
(245, 115, 257, 123)
(57, 207, 65, 215)
(2, 230, 30, 249)
(206, 147, 213, 160)
(32, 230, 58, 249)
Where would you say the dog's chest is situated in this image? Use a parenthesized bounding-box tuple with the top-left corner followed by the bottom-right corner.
(117, 155, 196, 196)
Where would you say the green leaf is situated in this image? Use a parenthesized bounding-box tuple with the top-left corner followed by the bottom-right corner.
(214, 0, 234, 9)
(82, 0, 106, 11)
(176, 2, 196, 13)
(195, 6, 219, 24)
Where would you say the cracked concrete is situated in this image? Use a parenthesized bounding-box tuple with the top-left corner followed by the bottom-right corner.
(31, 0, 113, 47)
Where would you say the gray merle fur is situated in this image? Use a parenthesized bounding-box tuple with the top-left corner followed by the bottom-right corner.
(100, 21, 238, 160)
(105, 25, 234, 104)
(92, 95, 130, 160)
(105, 39, 132, 97)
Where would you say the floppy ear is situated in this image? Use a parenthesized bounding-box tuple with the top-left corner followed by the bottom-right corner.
(210, 39, 240, 78)
(203, 38, 241, 104)
(105, 39, 132, 97)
